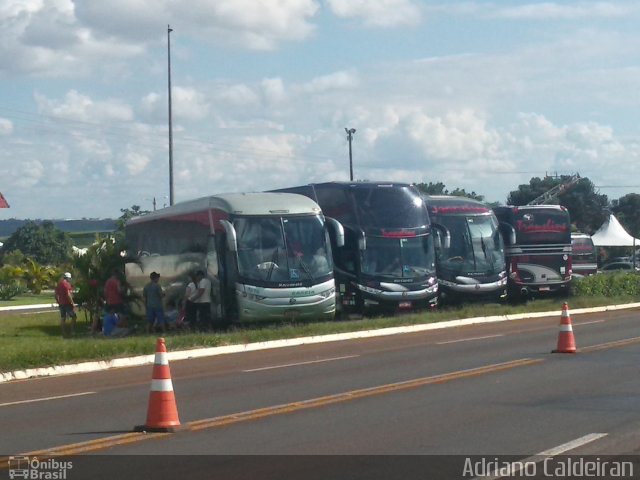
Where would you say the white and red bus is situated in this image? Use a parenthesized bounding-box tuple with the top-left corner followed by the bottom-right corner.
(493, 205, 572, 299)
(125, 192, 337, 325)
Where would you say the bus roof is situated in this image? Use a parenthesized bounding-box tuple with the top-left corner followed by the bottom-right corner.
(127, 192, 322, 225)
(314, 181, 413, 189)
(422, 195, 492, 214)
(494, 204, 567, 212)
(273, 181, 415, 191)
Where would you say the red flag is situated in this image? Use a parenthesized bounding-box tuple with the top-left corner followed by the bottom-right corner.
(0, 192, 9, 208)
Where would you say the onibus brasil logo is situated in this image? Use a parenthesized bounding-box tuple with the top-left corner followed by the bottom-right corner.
(8, 456, 72, 479)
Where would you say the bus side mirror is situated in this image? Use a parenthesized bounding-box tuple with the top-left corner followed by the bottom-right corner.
(220, 220, 238, 252)
(499, 222, 516, 246)
(433, 223, 450, 250)
(326, 217, 345, 248)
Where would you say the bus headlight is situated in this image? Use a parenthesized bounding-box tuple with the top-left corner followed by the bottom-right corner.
(320, 287, 335, 299)
(247, 293, 267, 302)
(356, 284, 383, 295)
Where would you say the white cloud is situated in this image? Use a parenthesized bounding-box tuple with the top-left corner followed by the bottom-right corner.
(0, 119, 13, 135)
(326, 0, 422, 27)
(491, 2, 632, 20)
(124, 150, 151, 176)
(173, 87, 211, 121)
(74, 0, 319, 50)
(34, 90, 134, 123)
(214, 84, 260, 108)
(297, 70, 359, 94)
(0, 0, 319, 77)
(261, 77, 287, 105)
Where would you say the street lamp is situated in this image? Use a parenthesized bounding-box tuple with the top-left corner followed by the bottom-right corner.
(345, 127, 356, 181)
(167, 25, 174, 206)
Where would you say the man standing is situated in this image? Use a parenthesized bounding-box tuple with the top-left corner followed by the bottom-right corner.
(104, 269, 126, 319)
(143, 272, 165, 333)
(55, 272, 77, 337)
(190, 270, 212, 331)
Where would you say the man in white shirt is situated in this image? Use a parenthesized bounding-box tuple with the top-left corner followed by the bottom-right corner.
(191, 270, 212, 331)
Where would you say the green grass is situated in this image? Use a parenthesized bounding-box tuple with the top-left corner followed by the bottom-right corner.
(0, 292, 55, 307)
(1, 294, 638, 373)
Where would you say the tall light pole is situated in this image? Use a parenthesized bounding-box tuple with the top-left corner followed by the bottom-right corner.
(167, 25, 174, 206)
(345, 127, 356, 181)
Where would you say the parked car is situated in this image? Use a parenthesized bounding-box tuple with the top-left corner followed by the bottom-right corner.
(600, 261, 640, 272)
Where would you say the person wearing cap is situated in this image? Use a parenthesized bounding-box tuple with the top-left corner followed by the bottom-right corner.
(143, 272, 165, 333)
(55, 272, 77, 337)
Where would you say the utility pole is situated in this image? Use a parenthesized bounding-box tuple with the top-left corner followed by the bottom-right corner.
(345, 127, 356, 181)
(167, 25, 174, 206)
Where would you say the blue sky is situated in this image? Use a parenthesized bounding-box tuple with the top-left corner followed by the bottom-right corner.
(2, 0, 640, 219)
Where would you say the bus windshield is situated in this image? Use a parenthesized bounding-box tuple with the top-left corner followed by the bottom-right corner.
(351, 187, 428, 229)
(514, 209, 570, 244)
(234, 215, 332, 283)
(360, 235, 436, 278)
(437, 215, 505, 275)
(572, 236, 596, 262)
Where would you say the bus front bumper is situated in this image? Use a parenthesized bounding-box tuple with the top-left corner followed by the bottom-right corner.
(355, 283, 439, 311)
(439, 277, 508, 295)
(236, 282, 336, 321)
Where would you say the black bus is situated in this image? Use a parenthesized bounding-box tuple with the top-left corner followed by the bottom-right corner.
(424, 195, 507, 302)
(272, 182, 439, 316)
(493, 205, 572, 298)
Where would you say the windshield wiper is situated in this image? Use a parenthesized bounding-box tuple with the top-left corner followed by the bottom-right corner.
(298, 258, 313, 281)
(267, 247, 279, 281)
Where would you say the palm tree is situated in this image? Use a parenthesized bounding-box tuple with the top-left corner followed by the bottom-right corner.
(21, 257, 56, 294)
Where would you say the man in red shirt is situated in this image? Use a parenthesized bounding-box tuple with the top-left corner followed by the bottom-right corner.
(104, 269, 126, 316)
(55, 272, 77, 337)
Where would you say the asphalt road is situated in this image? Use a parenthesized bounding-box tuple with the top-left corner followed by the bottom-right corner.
(3, 307, 640, 478)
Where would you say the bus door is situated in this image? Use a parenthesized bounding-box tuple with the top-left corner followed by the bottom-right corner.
(331, 225, 361, 315)
(217, 222, 239, 323)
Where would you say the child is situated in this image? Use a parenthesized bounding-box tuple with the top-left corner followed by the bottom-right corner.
(164, 299, 179, 330)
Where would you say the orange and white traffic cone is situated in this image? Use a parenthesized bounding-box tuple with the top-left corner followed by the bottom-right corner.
(552, 302, 577, 353)
(135, 338, 181, 432)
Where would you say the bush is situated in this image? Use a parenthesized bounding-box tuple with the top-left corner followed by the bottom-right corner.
(0, 281, 26, 300)
(572, 272, 640, 297)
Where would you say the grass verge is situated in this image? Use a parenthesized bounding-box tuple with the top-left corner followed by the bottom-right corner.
(0, 292, 55, 307)
(1, 294, 638, 373)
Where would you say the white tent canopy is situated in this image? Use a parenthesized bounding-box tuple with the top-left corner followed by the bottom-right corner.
(591, 214, 640, 247)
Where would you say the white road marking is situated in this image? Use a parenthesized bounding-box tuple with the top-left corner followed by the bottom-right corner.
(437, 334, 504, 345)
(0, 391, 96, 407)
(242, 355, 359, 372)
(576, 319, 606, 325)
(537, 432, 608, 455)
(473, 433, 608, 480)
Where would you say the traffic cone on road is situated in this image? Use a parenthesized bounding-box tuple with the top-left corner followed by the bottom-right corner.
(134, 338, 181, 432)
(552, 302, 577, 353)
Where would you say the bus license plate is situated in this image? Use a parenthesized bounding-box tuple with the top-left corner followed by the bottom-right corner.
(539, 287, 550, 292)
(399, 301, 412, 309)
